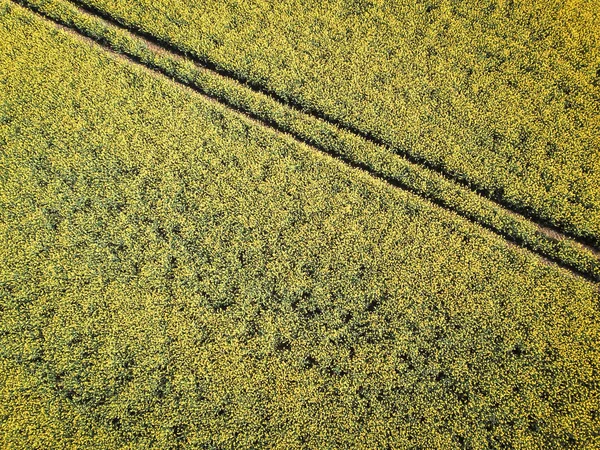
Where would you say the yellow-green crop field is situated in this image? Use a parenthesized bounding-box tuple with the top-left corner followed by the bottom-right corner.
(1, 0, 599, 449)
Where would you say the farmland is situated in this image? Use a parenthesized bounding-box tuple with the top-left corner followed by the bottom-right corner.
(1, 0, 599, 449)
(13, 0, 600, 282)
(55, 0, 600, 247)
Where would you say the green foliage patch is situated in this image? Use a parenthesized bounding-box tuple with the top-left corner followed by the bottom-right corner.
(1, 2, 599, 449)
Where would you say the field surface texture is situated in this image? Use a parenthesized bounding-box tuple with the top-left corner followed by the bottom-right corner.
(1, 1, 599, 449)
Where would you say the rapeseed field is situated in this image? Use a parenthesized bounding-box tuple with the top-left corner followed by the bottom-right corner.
(1, 1, 599, 448)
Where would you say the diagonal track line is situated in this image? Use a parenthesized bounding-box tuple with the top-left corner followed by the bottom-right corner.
(65, 0, 600, 253)
(8, 0, 600, 283)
